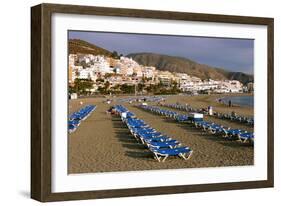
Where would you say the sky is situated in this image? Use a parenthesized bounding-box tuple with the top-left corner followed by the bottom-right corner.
(69, 30, 254, 74)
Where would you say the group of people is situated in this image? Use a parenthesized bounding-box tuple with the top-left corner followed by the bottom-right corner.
(218, 98, 233, 107)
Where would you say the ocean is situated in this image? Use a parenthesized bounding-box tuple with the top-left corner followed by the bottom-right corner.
(222, 95, 254, 107)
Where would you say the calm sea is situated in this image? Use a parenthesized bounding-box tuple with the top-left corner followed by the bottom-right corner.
(222, 95, 254, 107)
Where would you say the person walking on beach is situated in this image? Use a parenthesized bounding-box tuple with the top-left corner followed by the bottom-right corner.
(228, 100, 232, 107)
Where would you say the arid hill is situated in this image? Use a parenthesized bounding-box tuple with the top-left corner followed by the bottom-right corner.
(127, 53, 253, 84)
(69, 39, 112, 56)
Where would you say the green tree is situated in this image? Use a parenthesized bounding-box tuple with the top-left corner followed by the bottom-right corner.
(97, 86, 105, 94)
(104, 81, 110, 92)
(146, 84, 153, 93)
(104, 73, 115, 78)
(137, 83, 145, 92)
(171, 81, 178, 92)
(96, 78, 104, 82)
(72, 78, 93, 95)
(120, 84, 135, 94)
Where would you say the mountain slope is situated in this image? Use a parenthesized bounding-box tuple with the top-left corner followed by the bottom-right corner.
(127, 53, 253, 84)
(69, 39, 112, 56)
(227, 72, 254, 84)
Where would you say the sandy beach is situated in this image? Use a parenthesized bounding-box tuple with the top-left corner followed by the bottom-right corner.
(68, 94, 254, 174)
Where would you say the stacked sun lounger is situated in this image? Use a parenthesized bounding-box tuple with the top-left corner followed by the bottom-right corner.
(138, 105, 254, 144)
(113, 105, 193, 162)
(68, 105, 97, 133)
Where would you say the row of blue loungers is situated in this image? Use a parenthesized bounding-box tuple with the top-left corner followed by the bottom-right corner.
(138, 105, 254, 144)
(113, 105, 193, 162)
(213, 112, 254, 126)
(194, 121, 254, 144)
(163, 103, 254, 126)
(68, 105, 97, 133)
(118, 96, 166, 103)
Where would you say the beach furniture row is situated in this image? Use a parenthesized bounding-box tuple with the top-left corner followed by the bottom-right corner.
(113, 105, 193, 162)
(213, 112, 254, 126)
(118, 96, 166, 103)
(163, 103, 254, 126)
(68, 105, 97, 133)
(194, 121, 254, 143)
(139, 105, 203, 123)
(162, 103, 202, 114)
(138, 105, 254, 144)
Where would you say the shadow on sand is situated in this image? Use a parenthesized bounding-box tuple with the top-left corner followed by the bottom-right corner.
(125, 151, 154, 160)
(111, 116, 154, 160)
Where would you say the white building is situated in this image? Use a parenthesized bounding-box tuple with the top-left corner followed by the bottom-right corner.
(143, 66, 156, 79)
(220, 80, 243, 93)
(69, 54, 77, 66)
(92, 61, 112, 74)
(78, 54, 94, 64)
(78, 69, 91, 79)
(157, 71, 174, 86)
(179, 78, 243, 93)
(77, 68, 98, 81)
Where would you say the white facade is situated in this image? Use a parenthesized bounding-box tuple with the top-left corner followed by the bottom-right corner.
(78, 69, 91, 79)
(143, 66, 156, 79)
(92, 61, 112, 74)
(76, 68, 97, 81)
(69, 54, 76, 66)
(180, 79, 243, 93)
(220, 80, 243, 93)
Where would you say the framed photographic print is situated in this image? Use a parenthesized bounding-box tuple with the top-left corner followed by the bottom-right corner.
(31, 3, 274, 202)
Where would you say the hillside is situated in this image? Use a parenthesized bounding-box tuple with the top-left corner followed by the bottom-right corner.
(68, 39, 112, 56)
(227, 72, 254, 84)
(127, 53, 253, 84)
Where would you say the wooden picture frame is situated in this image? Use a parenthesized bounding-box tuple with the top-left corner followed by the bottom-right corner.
(31, 3, 274, 202)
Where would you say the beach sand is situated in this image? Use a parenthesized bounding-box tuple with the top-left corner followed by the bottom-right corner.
(68, 94, 254, 174)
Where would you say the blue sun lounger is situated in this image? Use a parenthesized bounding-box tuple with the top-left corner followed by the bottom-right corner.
(68, 105, 96, 133)
(149, 147, 193, 162)
(142, 135, 174, 144)
(222, 128, 247, 138)
(208, 124, 225, 134)
(145, 138, 178, 144)
(130, 127, 155, 135)
(137, 132, 167, 144)
(195, 121, 211, 129)
(238, 132, 254, 143)
(68, 124, 77, 133)
(176, 114, 189, 122)
(69, 119, 80, 126)
(147, 140, 181, 149)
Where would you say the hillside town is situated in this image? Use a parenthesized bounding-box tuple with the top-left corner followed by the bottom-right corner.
(69, 54, 254, 96)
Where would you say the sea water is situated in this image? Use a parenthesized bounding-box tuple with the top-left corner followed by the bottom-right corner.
(222, 95, 254, 107)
